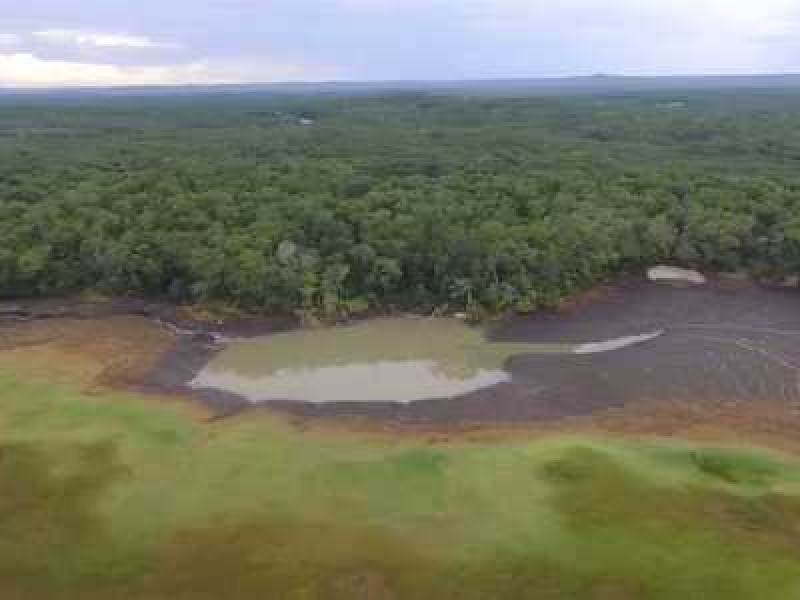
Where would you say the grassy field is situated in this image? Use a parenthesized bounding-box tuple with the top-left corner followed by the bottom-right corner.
(2, 368, 800, 599)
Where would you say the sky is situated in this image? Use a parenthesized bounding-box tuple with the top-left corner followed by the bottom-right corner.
(1, 0, 799, 87)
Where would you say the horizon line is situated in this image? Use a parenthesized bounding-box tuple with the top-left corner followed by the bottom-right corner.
(3, 71, 800, 92)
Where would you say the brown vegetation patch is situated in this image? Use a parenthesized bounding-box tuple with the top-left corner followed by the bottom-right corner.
(0, 317, 174, 391)
(280, 397, 800, 456)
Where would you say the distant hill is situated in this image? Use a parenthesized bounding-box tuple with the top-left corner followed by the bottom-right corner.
(3, 74, 800, 100)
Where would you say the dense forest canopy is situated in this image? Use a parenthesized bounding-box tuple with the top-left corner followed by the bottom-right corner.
(2, 89, 800, 318)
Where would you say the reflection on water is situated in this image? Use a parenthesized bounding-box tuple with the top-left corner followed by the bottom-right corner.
(189, 317, 664, 404)
(190, 318, 572, 404)
(192, 361, 511, 403)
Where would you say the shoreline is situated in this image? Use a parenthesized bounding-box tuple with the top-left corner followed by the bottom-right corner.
(4, 273, 800, 427)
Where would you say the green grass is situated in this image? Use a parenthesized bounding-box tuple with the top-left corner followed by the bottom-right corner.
(1, 370, 800, 599)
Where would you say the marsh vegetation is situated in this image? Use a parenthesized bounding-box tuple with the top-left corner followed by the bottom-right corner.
(1, 364, 800, 599)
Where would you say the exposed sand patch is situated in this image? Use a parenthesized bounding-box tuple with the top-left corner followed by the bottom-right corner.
(574, 331, 664, 354)
(648, 266, 707, 285)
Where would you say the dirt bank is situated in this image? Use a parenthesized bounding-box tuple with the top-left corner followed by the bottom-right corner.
(0, 315, 175, 391)
(0, 296, 299, 336)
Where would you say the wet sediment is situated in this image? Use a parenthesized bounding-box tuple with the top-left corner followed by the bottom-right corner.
(4, 276, 800, 426)
(148, 276, 800, 424)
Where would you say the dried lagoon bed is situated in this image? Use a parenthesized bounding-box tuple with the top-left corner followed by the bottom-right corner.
(144, 276, 800, 424)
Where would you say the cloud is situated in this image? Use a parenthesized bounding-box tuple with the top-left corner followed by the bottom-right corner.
(32, 29, 179, 49)
(2, 0, 799, 84)
(441, 0, 800, 76)
(458, 0, 797, 38)
(0, 34, 21, 45)
(0, 52, 339, 87)
(338, 0, 408, 10)
(290, 0, 800, 78)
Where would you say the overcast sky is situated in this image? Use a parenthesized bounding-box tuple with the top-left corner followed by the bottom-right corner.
(1, 0, 799, 87)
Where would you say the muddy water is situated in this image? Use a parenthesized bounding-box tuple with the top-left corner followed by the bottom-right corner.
(190, 318, 578, 403)
(180, 279, 800, 422)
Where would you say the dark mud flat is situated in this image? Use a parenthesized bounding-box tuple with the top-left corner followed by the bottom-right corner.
(0, 297, 300, 337)
(486, 278, 800, 422)
(146, 278, 800, 424)
(141, 318, 301, 417)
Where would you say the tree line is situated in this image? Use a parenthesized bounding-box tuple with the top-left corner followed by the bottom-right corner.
(2, 91, 800, 319)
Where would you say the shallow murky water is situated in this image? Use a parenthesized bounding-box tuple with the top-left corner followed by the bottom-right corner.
(190, 318, 576, 403)
(176, 279, 800, 419)
(192, 361, 514, 403)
